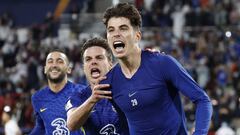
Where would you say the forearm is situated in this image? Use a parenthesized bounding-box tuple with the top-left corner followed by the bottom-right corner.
(67, 98, 96, 131)
(193, 99, 213, 135)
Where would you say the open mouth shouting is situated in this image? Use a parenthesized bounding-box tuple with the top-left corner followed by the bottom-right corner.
(113, 41, 125, 53)
(91, 68, 101, 79)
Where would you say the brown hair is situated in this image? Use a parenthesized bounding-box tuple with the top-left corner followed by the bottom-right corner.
(103, 2, 142, 30)
(81, 37, 113, 62)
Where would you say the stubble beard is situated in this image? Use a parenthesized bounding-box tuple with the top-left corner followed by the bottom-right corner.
(46, 72, 66, 84)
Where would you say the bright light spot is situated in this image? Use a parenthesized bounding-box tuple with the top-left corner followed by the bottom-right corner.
(212, 99, 218, 106)
(4, 106, 11, 113)
(225, 31, 231, 38)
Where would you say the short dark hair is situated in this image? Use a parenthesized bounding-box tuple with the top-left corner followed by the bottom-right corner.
(103, 2, 142, 29)
(81, 37, 113, 63)
(46, 48, 66, 55)
(46, 48, 70, 65)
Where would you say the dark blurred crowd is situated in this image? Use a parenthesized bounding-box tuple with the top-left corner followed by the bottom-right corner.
(0, 0, 240, 134)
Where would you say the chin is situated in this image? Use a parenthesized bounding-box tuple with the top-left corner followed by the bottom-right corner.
(90, 77, 98, 82)
(115, 54, 126, 59)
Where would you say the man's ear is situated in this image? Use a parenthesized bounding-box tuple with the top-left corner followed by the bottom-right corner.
(136, 30, 141, 41)
(109, 61, 113, 68)
(67, 66, 72, 74)
(44, 66, 47, 74)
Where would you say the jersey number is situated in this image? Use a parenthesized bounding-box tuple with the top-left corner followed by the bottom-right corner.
(131, 99, 138, 106)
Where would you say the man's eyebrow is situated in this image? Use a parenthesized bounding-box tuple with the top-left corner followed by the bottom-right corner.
(107, 26, 114, 30)
(46, 58, 53, 61)
(119, 24, 128, 28)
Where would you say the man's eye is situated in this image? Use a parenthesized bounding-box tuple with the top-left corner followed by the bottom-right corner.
(58, 60, 64, 64)
(108, 29, 114, 32)
(85, 58, 91, 62)
(47, 60, 53, 64)
(97, 56, 104, 60)
(120, 27, 128, 31)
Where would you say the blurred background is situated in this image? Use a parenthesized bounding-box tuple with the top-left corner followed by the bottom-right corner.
(0, 0, 240, 134)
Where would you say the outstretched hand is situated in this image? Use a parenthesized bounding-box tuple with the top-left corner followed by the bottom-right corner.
(89, 76, 112, 103)
(145, 48, 165, 54)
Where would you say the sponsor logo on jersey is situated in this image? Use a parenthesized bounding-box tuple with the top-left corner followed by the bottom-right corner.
(99, 124, 119, 135)
(51, 118, 69, 135)
(128, 91, 137, 97)
(40, 108, 47, 112)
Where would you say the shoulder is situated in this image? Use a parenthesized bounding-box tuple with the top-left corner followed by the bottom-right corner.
(66, 81, 86, 93)
(100, 64, 120, 84)
(31, 87, 49, 110)
(143, 50, 166, 60)
(142, 50, 175, 66)
(108, 63, 120, 75)
(31, 87, 48, 102)
(76, 83, 86, 89)
(66, 86, 91, 111)
(70, 86, 91, 99)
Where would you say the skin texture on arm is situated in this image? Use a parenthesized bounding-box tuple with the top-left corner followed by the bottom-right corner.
(67, 82, 111, 131)
(67, 98, 95, 131)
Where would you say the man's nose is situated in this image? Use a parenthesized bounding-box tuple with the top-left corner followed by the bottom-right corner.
(51, 61, 59, 67)
(90, 59, 98, 65)
(113, 29, 121, 37)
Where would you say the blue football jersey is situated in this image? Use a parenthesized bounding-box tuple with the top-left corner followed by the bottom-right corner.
(67, 86, 129, 135)
(30, 81, 86, 135)
(101, 50, 212, 135)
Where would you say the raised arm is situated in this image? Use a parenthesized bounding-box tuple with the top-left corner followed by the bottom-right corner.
(67, 84, 112, 131)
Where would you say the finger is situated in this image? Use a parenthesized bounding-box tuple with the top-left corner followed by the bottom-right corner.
(145, 48, 151, 51)
(93, 84, 110, 91)
(92, 76, 107, 85)
(160, 51, 165, 54)
(95, 90, 112, 95)
(145, 48, 161, 53)
(96, 95, 112, 99)
(96, 76, 107, 84)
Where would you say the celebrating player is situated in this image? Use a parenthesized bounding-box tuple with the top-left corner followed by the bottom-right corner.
(92, 2, 212, 135)
(66, 37, 129, 135)
(30, 50, 85, 135)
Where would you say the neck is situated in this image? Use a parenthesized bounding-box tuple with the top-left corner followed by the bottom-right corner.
(48, 78, 68, 93)
(119, 48, 141, 78)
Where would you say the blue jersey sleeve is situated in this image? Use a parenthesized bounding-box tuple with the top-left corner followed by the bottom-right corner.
(30, 94, 46, 135)
(66, 87, 90, 112)
(29, 112, 45, 135)
(161, 55, 213, 135)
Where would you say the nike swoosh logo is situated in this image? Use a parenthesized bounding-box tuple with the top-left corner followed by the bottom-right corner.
(128, 91, 137, 97)
(40, 108, 47, 112)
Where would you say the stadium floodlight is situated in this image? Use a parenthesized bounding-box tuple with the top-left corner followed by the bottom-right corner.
(225, 31, 232, 38)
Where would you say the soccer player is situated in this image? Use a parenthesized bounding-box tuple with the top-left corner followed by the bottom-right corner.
(30, 50, 85, 135)
(66, 37, 129, 135)
(91, 2, 212, 135)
